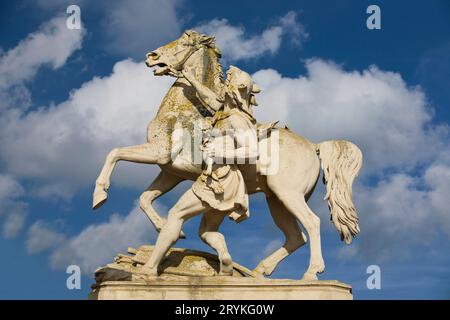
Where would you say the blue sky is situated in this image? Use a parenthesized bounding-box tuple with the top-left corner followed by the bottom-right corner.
(0, 0, 449, 299)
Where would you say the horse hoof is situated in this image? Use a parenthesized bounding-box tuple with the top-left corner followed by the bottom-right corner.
(252, 263, 271, 278)
(218, 268, 233, 276)
(93, 189, 108, 210)
(252, 267, 266, 278)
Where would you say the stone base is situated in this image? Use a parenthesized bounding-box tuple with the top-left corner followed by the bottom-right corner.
(89, 276, 352, 300)
(89, 246, 352, 300)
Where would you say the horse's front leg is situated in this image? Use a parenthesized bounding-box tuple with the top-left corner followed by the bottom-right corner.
(93, 143, 169, 209)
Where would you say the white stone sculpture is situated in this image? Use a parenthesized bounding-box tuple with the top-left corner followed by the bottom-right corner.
(92, 30, 363, 283)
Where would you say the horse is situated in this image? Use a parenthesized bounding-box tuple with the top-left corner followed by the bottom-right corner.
(92, 30, 363, 280)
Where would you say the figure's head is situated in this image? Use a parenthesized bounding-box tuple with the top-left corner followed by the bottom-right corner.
(145, 30, 221, 76)
(225, 66, 261, 114)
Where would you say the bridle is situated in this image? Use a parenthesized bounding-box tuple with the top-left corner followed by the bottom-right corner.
(166, 40, 206, 77)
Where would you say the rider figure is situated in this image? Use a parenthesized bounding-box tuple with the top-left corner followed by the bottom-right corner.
(185, 65, 261, 223)
(142, 65, 262, 275)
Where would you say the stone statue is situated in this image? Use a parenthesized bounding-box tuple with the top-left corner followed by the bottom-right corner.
(91, 30, 363, 296)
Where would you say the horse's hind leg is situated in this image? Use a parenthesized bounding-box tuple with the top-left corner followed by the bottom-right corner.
(139, 170, 186, 238)
(275, 192, 325, 280)
(93, 143, 169, 209)
(253, 195, 307, 277)
(199, 212, 233, 275)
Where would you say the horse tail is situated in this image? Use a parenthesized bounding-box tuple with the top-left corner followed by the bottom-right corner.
(316, 140, 363, 244)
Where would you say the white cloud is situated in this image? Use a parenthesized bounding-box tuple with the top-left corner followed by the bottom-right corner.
(352, 164, 450, 262)
(0, 175, 24, 200)
(0, 14, 85, 238)
(26, 220, 67, 254)
(0, 175, 27, 239)
(196, 11, 308, 63)
(0, 14, 86, 112)
(49, 204, 155, 274)
(29, 0, 181, 59)
(0, 59, 174, 198)
(0, 16, 84, 90)
(2, 210, 27, 239)
(252, 60, 448, 173)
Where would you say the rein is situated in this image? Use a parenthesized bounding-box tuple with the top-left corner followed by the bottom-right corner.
(168, 43, 203, 76)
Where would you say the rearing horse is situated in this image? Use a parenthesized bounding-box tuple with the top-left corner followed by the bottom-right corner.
(93, 30, 363, 280)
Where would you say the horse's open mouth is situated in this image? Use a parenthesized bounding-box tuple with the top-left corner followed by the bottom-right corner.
(150, 63, 170, 76)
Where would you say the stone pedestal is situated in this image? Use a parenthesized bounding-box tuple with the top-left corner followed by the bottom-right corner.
(89, 245, 352, 300)
(90, 277, 352, 300)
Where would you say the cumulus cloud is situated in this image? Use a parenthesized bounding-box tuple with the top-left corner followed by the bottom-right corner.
(26, 221, 67, 254)
(0, 59, 174, 198)
(0, 15, 84, 91)
(196, 11, 308, 63)
(2, 209, 27, 239)
(29, 0, 182, 59)
(48, 204, 155, 274)
(252, 60, 448, 173)
(250, 59, 450, 261)
(351, 163, 450, 262)
(0, 175, 27, 239)
(0, 175, 24, 200)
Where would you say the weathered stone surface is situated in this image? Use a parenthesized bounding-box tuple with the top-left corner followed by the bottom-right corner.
(90, 277, 352, 300)
(93, 245, 256, 286)
(90, 246, 352, 300)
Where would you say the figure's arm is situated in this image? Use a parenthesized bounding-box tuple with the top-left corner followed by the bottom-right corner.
(182, 69, 222, 112)
(215, 133, 258, 161)
(204, 133, 259, 163)
(210, 117, 258, 161)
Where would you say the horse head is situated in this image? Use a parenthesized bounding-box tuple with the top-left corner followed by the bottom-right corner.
(146, 30, 221, 77)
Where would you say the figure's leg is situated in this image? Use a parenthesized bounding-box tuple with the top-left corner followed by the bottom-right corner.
(93, 143, 169, 209)
(272, 191, 324, 280)
(253, 196, 307, 277)
(199, 212, 233, 275)
(142, 188, 209, 275)
(139, 171, 185, 238)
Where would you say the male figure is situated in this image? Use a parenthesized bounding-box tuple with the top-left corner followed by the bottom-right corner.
(141, 66, 261, 275)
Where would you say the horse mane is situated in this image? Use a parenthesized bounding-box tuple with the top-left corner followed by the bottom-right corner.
(200, 41, 225, 101)
(205, 41, 224, 82)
